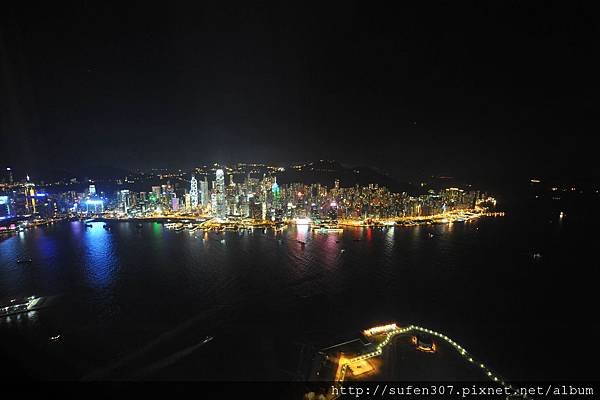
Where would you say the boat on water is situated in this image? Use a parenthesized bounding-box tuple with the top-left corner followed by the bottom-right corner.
(202, 336, 214, 345)
(0, 296, 49, 318)
(312, 224, 344, 233)
(49, 334, 61, 342)
(171, 223, 185, 231)
(17, 258, 33, 264)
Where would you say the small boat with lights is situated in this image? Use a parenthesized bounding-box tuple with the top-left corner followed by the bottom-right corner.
(312, 224, 343, 233)
(0, 296, 54, 318)
(49, 334, 61, 342)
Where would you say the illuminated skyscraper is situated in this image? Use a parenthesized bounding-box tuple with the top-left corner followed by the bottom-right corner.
(24, 175, 37, 214)
(328, 201, 338, 221)
(184, 193, 191, 211)
(199, 177, 209, 206)
(215, 169, 226, 219)
(5, 168, 13, 184)
(119, 190, 131, 213)
(0, 196, 13, 220)
(190, 175, 198, 209)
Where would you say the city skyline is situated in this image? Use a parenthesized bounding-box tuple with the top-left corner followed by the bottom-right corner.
(0, 161, 497, 223)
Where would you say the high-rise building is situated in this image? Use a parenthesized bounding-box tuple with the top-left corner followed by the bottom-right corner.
(211, 192, 217, 215)
(184, 193, 191, 211)
(328, 201, 338, 221)
(249, 199, 262, 220)
(89, 185, 96, 196)
(215, 169, 226, 219)
(119, 190, 131, 213)
(310, 203, 319, 220)
(199, 177, 209, 206)
(190, 175, 198, 209)
(4, 167, 13, 184)
(0, 196, 14, 220)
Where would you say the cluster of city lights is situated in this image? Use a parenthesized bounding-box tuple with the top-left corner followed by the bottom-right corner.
(337, 324, 515, 396)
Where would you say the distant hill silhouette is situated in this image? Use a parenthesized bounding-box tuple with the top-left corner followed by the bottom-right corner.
(277, 160, 415, 193)
(30, 165, 132, 183)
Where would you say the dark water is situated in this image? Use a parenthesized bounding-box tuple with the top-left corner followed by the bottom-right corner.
(1, 201, 598, 381)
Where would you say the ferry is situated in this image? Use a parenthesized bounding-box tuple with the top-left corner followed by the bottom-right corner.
(312, 224, 344, 233)
(1, 296, 49, 318)
(316, 227, 344, 233)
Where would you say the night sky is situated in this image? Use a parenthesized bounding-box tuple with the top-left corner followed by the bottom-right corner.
(1, 2, 597, 181)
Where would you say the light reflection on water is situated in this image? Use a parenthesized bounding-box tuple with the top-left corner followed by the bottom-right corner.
(0, 215, 594, 380)
(81, 222, 118, 289)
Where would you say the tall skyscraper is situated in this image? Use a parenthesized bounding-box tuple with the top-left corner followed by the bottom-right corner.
(184, 193, 191, 211)
(119, 190, 131, 213)
(4, 168, 13, 184)
(215, 169, 226, 219)
(190, 175, 198, 209)
(199, 177, 209, 206)
(328, 201, 338, 221)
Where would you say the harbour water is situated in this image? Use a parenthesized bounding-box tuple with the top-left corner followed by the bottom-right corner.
(0, 200, 597, 380)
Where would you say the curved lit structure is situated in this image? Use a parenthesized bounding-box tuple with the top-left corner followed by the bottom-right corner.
(337, 324, 511, 391)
